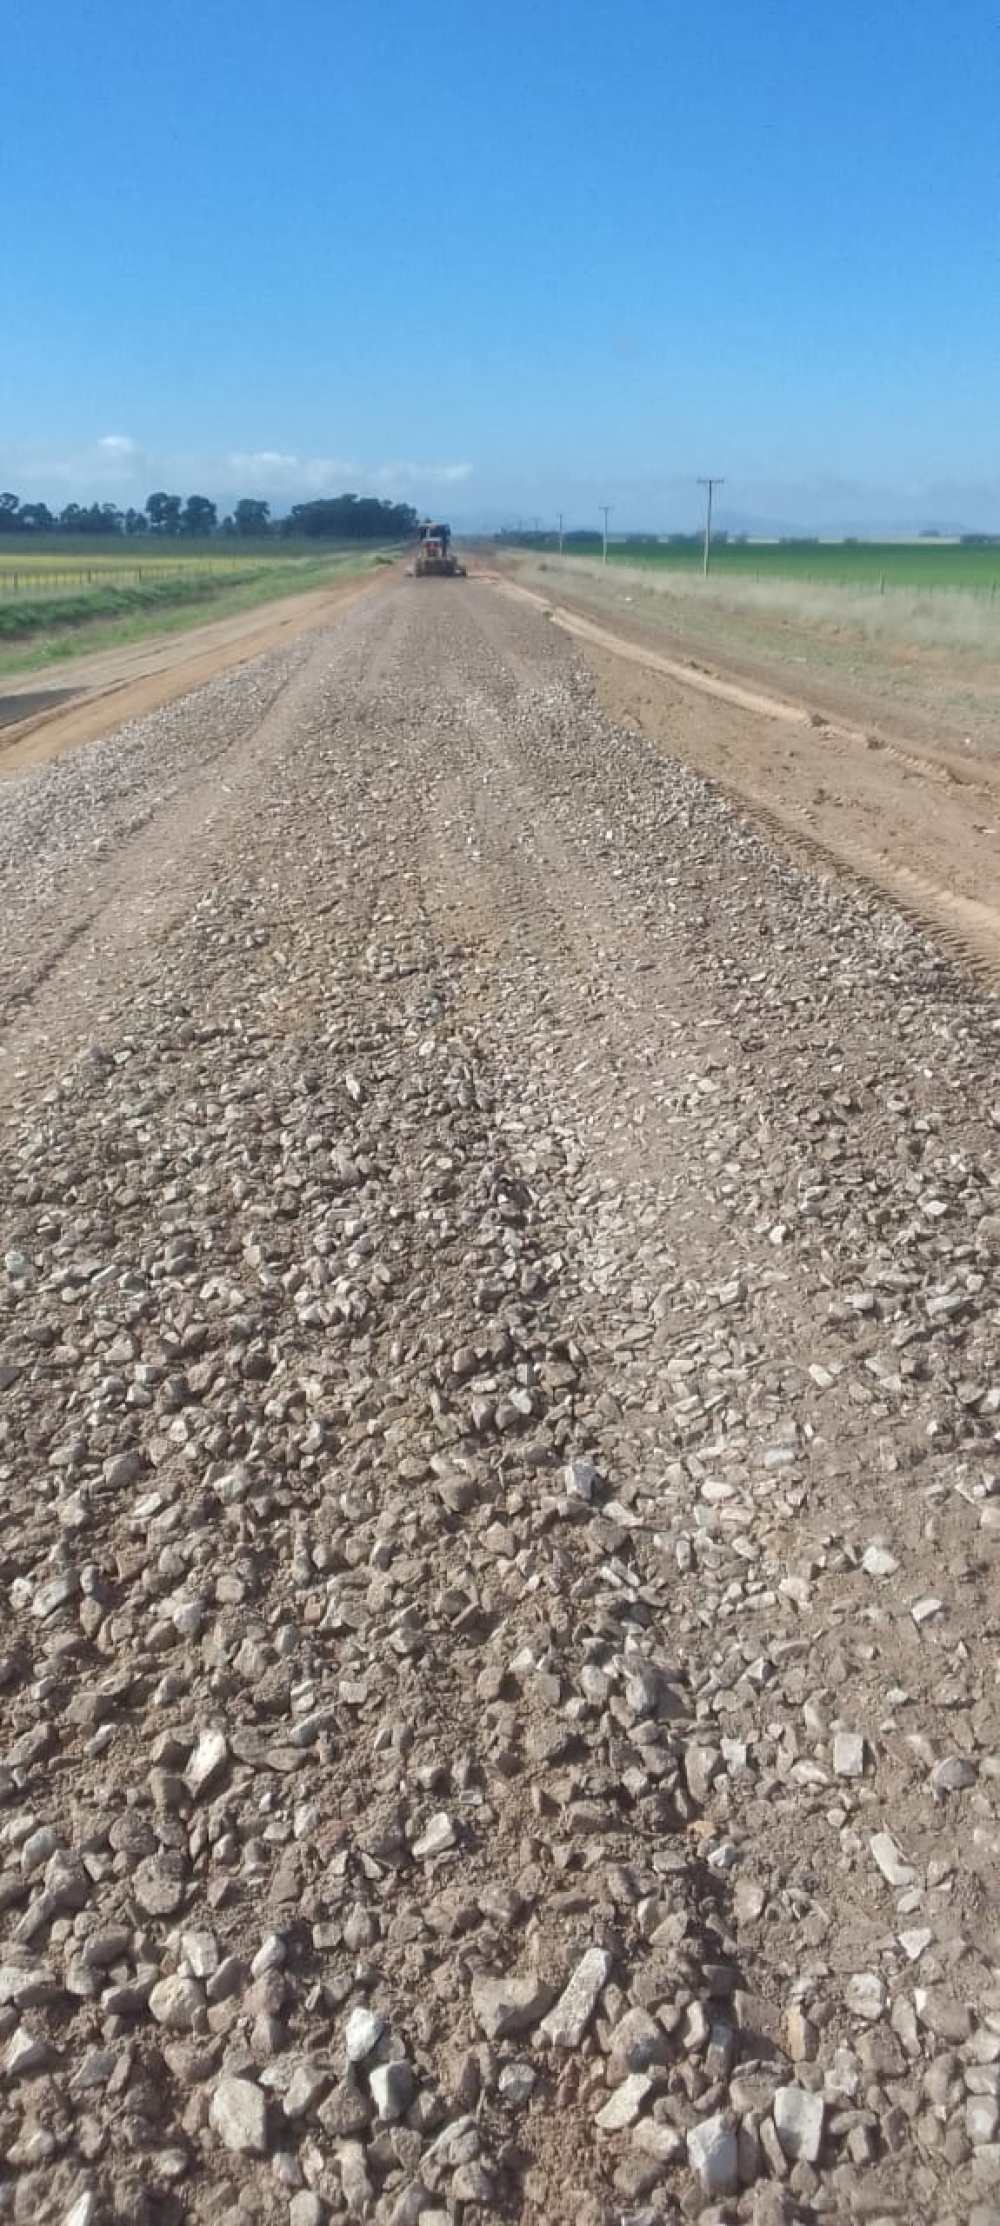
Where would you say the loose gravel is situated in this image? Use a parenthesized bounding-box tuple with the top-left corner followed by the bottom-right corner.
(0, 581, 998, 2226)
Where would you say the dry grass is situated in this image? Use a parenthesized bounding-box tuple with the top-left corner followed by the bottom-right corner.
(522, 554, 1000, 657)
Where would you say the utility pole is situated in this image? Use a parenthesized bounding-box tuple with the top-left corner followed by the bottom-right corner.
(558, 511, 564, 556)
(697, 478, 723, 576)
(600, 504, 612, 566)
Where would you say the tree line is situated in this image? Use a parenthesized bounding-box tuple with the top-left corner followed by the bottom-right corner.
(0, 491, 421, 540)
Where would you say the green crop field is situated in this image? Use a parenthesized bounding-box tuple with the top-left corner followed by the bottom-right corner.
(508, 536, 1000, 594)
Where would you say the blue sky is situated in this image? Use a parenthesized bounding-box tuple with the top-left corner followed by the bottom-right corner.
(3, 0, 999, 531)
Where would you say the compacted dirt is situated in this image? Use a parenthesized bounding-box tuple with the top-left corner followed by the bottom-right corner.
(0, 579, 998, 2226)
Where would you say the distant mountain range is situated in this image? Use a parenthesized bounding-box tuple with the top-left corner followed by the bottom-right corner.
(704, 509, 977, 542)
(459, 504, 996, 542)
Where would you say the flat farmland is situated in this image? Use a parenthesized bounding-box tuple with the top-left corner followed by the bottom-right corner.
(518, 534, 1000, 591)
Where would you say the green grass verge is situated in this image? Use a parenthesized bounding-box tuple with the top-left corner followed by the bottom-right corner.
(0, 569, 269, 640)
(0, 554, 387, 677)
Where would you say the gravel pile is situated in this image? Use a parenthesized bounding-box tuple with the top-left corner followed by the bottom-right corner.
(0, 582, 997, 2225)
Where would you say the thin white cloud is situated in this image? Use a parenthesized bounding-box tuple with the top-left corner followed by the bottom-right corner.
(370, 460, 473, 490)
(0, 438, 475, 509)
(228, 450, 305, 474)
(226, 453, 474, 498)
(226, 452, 358, 495)
(0, 436, 149, 491)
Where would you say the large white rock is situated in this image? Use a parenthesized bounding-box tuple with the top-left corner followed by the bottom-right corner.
(344, 2005, 386, 2062)
(594, 2072, 654, 2131)
(773, 2083, 825, 2163)
(472, 1971, 554, 2040)
(148, 1974, 203, 2030)
(538, 1947, 612, 2048)
(210, 2075, 268, 2155)
(185, 1727, 229, 1798)
(871, 1831, 916, 1888)
(687, 2113, 738, 2195)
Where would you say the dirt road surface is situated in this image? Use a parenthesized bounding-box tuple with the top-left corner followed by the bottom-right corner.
(0, 579, 998, 2226)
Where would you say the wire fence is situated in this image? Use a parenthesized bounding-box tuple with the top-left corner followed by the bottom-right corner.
(0, 559, 263, 596)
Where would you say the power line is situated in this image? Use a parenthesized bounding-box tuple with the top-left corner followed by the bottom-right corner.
(697, 478, 723, 576)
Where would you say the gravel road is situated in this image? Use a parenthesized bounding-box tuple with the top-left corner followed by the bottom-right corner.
(1, 579, 998, 2226)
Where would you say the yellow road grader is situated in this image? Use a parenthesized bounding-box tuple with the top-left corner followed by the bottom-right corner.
(413, 521, 466, 578)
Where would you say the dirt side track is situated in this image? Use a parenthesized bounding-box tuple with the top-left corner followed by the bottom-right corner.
(0, 568, 388, 775)
(0, 579, 998, 2226)
(497, 578, 1000, 989)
